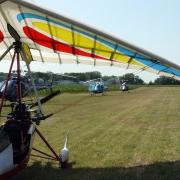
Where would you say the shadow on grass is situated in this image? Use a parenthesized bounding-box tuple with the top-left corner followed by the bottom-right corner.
(12, 160, 180, 180)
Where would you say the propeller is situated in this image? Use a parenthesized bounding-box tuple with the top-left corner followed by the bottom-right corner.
(30, 90, 61, 108)
(7, 23, 21, 42)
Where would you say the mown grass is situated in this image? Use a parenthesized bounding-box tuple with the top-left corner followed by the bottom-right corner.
(37, 83, 140, 96)
(1, 87, 180, 179)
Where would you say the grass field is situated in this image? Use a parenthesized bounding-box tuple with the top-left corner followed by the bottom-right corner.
(2, 87, 180, 180)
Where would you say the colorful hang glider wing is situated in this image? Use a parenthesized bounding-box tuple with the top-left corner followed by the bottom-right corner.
(0, 0, 179, 80)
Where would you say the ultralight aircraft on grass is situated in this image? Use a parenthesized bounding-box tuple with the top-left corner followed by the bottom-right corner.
(0, 0, 179, 178)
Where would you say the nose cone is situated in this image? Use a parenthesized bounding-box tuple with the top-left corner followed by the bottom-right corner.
(60, 147, 69, 168)
(60, 147, 69, 162)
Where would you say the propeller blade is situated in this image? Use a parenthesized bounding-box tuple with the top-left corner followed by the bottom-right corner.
(7, 23, 21, 42)
(31, 90, 61, 108)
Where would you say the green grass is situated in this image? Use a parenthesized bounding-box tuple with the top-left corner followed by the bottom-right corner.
(37, 83, 141, 95)
(37, 84, 87, 95)
(1, 87, 180, 179)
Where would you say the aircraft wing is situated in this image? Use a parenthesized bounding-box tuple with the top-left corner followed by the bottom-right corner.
(0, 0, 179, 80)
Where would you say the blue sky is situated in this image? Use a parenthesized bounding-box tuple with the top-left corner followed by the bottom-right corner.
(1, 0, 180, 82)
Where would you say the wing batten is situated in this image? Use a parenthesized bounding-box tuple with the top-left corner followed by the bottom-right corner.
(46, 16, 58, 54)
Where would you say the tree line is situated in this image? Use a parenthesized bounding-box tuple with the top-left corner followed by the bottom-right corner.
(0, 71, 179, 85)
(149, 76, 180, 85)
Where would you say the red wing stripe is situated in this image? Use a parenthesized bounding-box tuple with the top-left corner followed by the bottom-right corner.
(23, 27, 108, 60)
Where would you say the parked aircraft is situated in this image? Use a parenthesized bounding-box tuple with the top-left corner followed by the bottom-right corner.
(0, 0, 179, 178)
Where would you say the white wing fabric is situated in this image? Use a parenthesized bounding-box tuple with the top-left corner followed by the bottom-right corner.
(0, 0, 179, 80)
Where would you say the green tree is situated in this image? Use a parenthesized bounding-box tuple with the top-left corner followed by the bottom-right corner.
(119, 73, 144, 85)
(154, 76, 180, 85)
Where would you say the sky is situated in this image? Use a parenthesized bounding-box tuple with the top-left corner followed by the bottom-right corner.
(1, 0, 180, 82)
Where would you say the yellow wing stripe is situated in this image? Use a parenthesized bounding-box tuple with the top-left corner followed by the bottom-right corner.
(32, 22, 141, 66)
